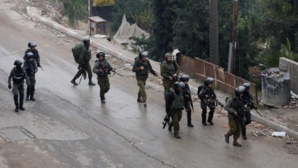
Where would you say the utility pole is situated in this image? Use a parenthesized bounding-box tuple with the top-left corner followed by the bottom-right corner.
(88, 0, 93, 17)
(209, 0, 219, 65)
(228, 0, 238, 73)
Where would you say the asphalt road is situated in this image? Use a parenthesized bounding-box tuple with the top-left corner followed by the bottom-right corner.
(0, 0, 297, 168)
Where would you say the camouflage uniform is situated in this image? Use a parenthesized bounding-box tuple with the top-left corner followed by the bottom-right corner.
(132, 58, 153, 102)
(166, 90, 184, 138)
(93, 59, 112, 102)
(225, 97, 245, 143)
(73, 46, 93, 80)
(160, 61, 180, 98)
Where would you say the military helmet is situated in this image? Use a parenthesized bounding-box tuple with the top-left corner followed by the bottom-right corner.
(28, 42, 37, 48)
(165, 53, 171, 58)
(204, 77, 214, 86)
(96, 52, 105, 58)
(173, 81, 185, 90)
(179, 74, 189, 82)
(26, 52, 34, 58)
(235, 86, 246, 97)
(243, 82, 250, 90)
(139, 51, 148, 59)
(83, 37, 90, 45)
(14, 59, 23, 66)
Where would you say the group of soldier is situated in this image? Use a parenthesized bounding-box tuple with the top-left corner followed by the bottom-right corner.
(8, 38, 255, 146)
(8, 42, 40, 112)
(132, 47, 255, 144)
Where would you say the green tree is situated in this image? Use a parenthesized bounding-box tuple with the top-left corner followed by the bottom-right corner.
(172, 0, 209, 59)
(62, 0, 87, 27)
(151, 0, 178, 61)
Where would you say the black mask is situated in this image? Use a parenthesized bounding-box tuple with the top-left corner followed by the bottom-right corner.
(16, 65, 22, 70)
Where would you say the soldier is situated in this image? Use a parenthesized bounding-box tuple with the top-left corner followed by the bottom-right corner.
(132, 51, 156, 107)
(198, 77, 217, 125)
(180, 75, 194, 127)
(23, 52, 38, 101)
(8, 59, 27, 112)
(24, 42, 41, 68)
(241, 82, 253, 140)
(224, 86, 246, 147)
(166, 82, 185, 139)
(71, 38, 96, 86)
(93, 52, 113, 103)
(160, 53, 180, 99)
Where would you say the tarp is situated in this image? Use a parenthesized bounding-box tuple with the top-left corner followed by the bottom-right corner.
(113, 15, 150, 45)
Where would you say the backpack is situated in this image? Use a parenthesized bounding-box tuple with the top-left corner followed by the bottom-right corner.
(197, 85, 204, 99)
(72, 44, 83, 63)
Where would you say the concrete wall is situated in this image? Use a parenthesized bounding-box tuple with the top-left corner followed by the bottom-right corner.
(279, 57, 298, 94)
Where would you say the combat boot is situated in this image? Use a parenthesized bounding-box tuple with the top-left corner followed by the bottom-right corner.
(207, 110, 214, 125)
(202, 111, 207, 125)
(233, 139, 242, 147)
(30, 90, 35, 101)
(188, 123, 194, 127)
(137, 98, 143, 103)
(88, 78, 95, 86)
(143, 101, 147, 107)
(242, 127, 247, 140)
(168, 123, 172, 132)
(174, 134, 181, 139)
(187, 110, 193, 127)
(224, 134, 230, 144)
(19, 94, 25, 111)
(26, 88, 30, 101)
(71, 78, 78, 85)
(208, 121, 214, 125)
(14, 96, 19, 112)
(100, 96, 105, 104)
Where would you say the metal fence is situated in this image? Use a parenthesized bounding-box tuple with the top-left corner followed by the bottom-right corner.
(178, 55, 258, 103)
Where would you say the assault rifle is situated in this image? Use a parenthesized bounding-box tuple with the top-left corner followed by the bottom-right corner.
(248, 102, 262, 117)
(37, 63, 44, 70)
(167, 72, 179, 82)
(144, 64, 157, 76)
(203, 97, 224, 108)
(110, 68, 124, 77)
(185, 91, 194, 113)
(215, 99, 224, 107)
(162, 113, 171, 129)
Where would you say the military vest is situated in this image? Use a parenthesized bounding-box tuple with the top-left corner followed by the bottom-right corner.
(24, 61, 37, 76)
(96, 60, 110, 77)
(137, 60, 149, 75)
(171, 91, 184, 110)
(231, 97, 245, 118)
(162, 61, 176, 76)
(13, 68, 25, 84)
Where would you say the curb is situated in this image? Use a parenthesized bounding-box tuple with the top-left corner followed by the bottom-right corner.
(252, 112, 298, 140)
(27, 8, 298, 140)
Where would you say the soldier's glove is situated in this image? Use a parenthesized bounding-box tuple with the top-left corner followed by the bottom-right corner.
(8, 84, 12, 89)
(37, 63, 41, 67)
